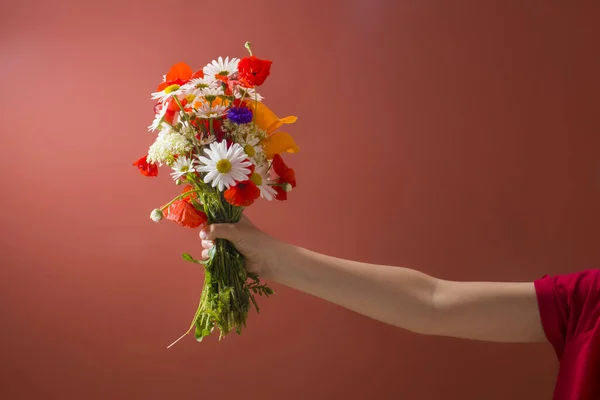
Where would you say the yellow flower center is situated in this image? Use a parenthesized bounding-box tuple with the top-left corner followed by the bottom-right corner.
(181, 166, 189, 173)
(185, 94, 196, 103)
(164, 84, 180, 94)
(216, 159, 232, 174)
(244, 144, 256, 157)
(250, 172, 262, 186)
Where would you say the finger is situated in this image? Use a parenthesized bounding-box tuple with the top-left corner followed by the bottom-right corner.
(200, 223, 237, 241)
(201, 249, 209, 259)
(201, 240, 214, 249)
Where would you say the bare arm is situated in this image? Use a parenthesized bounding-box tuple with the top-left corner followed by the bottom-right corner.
(274, 245, 546, 342)
(200, 219, 547, 343)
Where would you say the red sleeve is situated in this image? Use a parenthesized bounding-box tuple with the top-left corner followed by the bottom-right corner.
(534, 269, 600, 358)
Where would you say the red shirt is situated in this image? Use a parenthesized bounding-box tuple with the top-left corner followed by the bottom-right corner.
(535, 269, 600, 399)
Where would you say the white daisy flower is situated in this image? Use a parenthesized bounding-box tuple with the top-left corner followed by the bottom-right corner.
(200, 86, 225, 103)
(238, 136, 263, 164)
(180, 77, 216, 97)
(195, 103, 228, 119)
(151, 83, 184, 104)
(250, 166, 277, 201)
(170, 156, 195, 180)
(196, 141, 252, 191)
(203, 57, 239, 80)
(148, 103, 169, 131)
(235, 86, 264, 102)
(198, 134, 216, 146)
(147, 127, 192, 166)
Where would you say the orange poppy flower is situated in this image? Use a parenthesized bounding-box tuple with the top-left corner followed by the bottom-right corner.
(245, 101, 299, 159)
(156, 62, 195, 91)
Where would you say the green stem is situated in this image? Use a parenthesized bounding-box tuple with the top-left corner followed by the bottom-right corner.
(252, 92, 258, 124)
(160, 188, 204, 211)
(173, 96, 190, 125)
(173, 96, 204, 154)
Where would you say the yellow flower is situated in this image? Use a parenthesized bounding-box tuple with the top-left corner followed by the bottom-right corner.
(247, 101, 299, 159)
(261, 132, 300, 159)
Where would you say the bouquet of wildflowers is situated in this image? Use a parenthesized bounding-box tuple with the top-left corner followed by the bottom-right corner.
(132, 43, 299, 346)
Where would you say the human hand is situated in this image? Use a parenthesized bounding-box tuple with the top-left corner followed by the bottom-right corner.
(199, 216, 284, 280)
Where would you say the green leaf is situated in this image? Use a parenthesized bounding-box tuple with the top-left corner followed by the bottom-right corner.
(181, 253, 195, 262)
(250, 294, 260, 314)
(181, 252, 208, 265)
(219, 287, 232, 306)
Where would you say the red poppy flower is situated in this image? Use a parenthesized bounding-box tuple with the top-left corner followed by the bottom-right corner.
(224, 80, 240, 96)
(153, 98, 186, 125)
(232, 98, 246, 108)
(157, 77, 186, 92)
(238, 56, 272, 87)
(181, 185, 199, 202)
(224, 180, 260, 206)
(191, 69, 204, 79)
(163, 109, 175, 125)
(215, 74, 229, 84)
(166, 97, 184, 112)
(272, 154, 296, 188)
(201, 118, 225, 140)
(165, 200, 207, 228)
(132, 156, 158, 177)
(273, 184, 287, 201)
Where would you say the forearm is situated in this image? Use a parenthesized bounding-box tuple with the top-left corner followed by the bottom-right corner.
(269, 244, 440, 334)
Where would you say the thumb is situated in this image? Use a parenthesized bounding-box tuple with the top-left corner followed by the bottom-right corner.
(199, 223, 238, 242)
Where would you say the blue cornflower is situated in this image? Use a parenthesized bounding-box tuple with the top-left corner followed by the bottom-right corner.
(227, 106, 253, 124)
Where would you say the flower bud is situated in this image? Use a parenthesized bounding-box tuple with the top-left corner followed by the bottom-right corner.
(150, 209, 163, 222)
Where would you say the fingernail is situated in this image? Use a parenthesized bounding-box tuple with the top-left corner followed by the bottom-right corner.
(200, 230, 207, 239)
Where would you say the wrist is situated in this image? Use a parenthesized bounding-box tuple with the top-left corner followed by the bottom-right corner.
(262, 240, 297, 282)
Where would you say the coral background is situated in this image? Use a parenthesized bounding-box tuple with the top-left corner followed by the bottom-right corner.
(1, 1, 599, 399)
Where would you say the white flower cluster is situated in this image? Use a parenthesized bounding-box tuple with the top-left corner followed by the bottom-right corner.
(147, 126, 192, 166)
